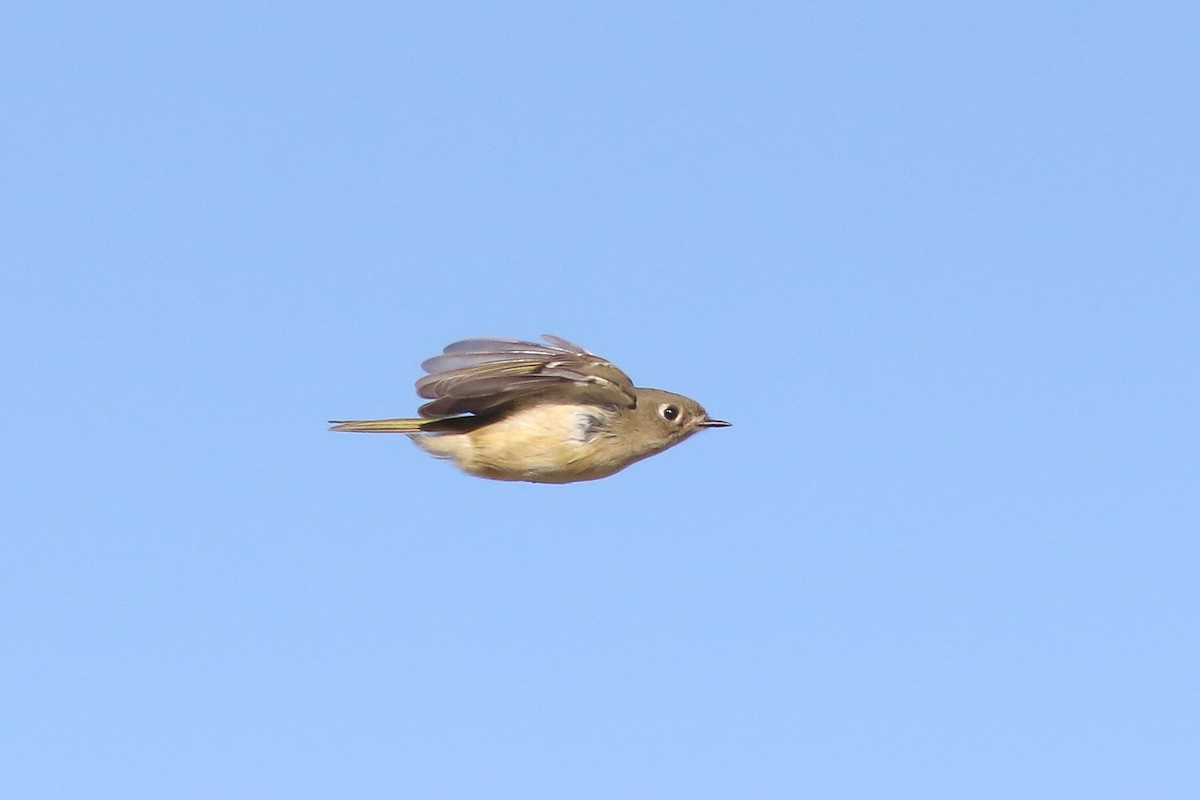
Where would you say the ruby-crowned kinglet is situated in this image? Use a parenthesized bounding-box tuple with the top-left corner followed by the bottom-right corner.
(330, 334, 730, 483)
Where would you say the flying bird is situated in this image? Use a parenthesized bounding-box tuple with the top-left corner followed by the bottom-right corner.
(330, 334, 730, 483)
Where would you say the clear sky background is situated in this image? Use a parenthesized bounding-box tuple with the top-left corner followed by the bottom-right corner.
(3, 3, 1197, 798)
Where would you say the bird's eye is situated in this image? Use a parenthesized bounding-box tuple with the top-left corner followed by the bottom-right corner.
(659, 404, 680, 422)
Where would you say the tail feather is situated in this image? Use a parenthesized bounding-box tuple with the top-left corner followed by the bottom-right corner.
(328, 418, 426, 433)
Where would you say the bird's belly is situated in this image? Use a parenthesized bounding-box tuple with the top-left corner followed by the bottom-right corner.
(456, 404, 620, 483)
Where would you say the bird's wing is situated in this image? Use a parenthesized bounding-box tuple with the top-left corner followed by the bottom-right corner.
(415, 335, 637, 418)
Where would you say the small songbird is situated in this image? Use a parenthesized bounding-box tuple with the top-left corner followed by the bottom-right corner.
(330, 334, 730, 483)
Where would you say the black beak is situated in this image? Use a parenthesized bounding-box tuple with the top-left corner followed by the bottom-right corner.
(699, 418, 732, 428)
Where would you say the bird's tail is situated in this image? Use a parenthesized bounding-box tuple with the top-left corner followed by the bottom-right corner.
(328, 418, 427, 433)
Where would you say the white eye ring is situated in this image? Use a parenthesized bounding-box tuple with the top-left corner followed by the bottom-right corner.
(658, 404, 681, 422)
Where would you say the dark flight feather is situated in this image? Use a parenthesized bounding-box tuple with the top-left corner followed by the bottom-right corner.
(414, 334, 637, 418)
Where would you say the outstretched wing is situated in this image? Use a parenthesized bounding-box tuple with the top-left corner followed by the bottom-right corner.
(415, 334, 637, 418)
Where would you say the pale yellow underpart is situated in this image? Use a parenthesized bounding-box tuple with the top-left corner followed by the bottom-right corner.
(412, 403, 637, 483)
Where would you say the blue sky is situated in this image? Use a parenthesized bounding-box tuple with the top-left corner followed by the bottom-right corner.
(3, 3, 1197, 798)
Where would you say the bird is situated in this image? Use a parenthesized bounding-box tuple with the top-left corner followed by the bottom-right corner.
(330, 334, 730, 483)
